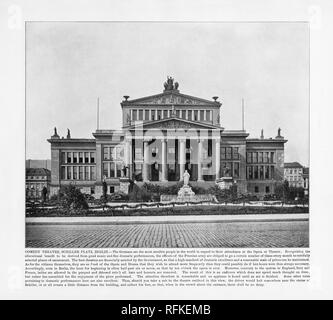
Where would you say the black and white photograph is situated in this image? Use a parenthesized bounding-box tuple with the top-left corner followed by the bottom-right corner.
(24, 21, 310, 248)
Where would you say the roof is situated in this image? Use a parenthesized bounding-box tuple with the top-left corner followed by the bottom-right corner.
(26, 168, 51, 176)
(284, 162, 303, 168)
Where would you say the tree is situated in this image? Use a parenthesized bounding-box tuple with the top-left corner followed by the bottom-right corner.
(62, 185, 88, 214)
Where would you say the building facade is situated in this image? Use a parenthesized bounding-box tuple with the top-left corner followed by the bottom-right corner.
(48, 77, 287, 199)
(284, 162, 305, 188)
(26, 168, 51, 199)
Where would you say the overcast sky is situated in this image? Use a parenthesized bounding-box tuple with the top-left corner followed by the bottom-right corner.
(26, 22, 309, 166)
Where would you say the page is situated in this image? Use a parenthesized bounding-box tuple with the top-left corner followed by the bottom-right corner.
(1, 0, 332, 302)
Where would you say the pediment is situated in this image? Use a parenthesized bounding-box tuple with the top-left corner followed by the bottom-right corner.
(123, 92, 219, 106)
(125, 117, 222, 130)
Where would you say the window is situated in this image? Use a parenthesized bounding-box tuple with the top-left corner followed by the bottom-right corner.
(110, 162, 115, 177)
(116, 146, 124, 159)
(206, 110, 211, 121)
(110, 186, 115, 194)
(249, 166, 253, 179)
(253, 152, 258, 163)
(67, 167, 72, 179)
(247, 152, 252, 163)
(200, 110, 205, 121)
(271, 166, 275, 179)
(188, 110, 192, 120)
(103, 163, 108, 178)
(263, 152, 268, 163)
(265, 166, 270, 179)
(258, 152, 263, 163)
(233, 147, 239, 160)
(151, 110, 155, 121)
(90, 166, 96, 180)
(259, 166, 264, 179)
(221, 147, 226, 160)
(61, 152, 66, 163)
(132, 109, 137, 121)
(90, 152, 95, 163)
(145, 109, 150, 120)
(233, 162, 240, 178)
(90, 187, 95, 195)
(226, 147, 232, 160)
(181, 110, 186, 119)
(138, 109, 143, 120)
(116, 162, 122, 177)
(79, 166, 83, 180)
(84, 152, 89, 163)
(67, 152, 72, 163)
(73, 152, 78, 163)
(265, 186, 270, 193)
(84, 166, 89, 180)
(61, 167, 66, 179)
(176, 110, 180, 118)
(73, 166, 77, 179)
(270, 152, 275, 163)
(254, 166, 259, 179)
(255, 186, 259, 193)
(157, 110, 162, 120)
(103, 147, 109, 160)
(79, 152, 83, 163)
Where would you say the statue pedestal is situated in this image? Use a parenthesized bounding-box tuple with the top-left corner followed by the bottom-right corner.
(177, 185, 195, 197)
(216, 177, 234, 190)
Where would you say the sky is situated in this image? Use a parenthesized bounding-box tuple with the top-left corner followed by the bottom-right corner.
(26, 22, 309, 166)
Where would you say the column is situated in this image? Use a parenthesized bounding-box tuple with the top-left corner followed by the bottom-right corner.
(143, 139, 149, 182)
(179, 138, 186, 181)
(124, 139, 131, 178)
(161, 138, 168, 182)
(215, 138, 221, 180)
(197, 139, 204, 182)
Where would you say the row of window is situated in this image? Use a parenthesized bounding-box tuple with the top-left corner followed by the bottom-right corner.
(285, 169, 302, 174)
(247, 165, 275, 180)
(130, 109, 213, 122)
(102, 162, 123, 178)
(247, 152, 275, 164)
(221, 147, 239, 160)
(60, 166, 96, 180)
(26, 176, 48, 180)
(103, 146, 124, 161)
(287, 176, 304, 182)
(61, 152, 96, 164)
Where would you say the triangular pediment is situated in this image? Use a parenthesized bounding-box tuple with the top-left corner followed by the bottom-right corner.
(122, 91, 219, 106)
(124, 117, 222, 130)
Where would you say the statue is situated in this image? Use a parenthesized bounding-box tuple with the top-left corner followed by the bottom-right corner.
(174, 82, 179, 90)
(183, 170, 190, 186)
(217, 114, 220, 124)
(278, 127, 281, 136)
(54, 127, 57, 135)
(164, 76, 175, 91)
(260, 129, 264, 139)
(67, 128, 71, 139)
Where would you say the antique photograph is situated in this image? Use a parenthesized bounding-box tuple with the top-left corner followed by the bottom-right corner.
(25, 22, 309, 248)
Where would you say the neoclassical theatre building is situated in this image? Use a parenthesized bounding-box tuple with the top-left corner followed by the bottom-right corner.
(48, 77, 287, 198)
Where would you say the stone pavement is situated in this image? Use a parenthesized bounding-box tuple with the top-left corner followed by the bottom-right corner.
(26, 220, 309, 248)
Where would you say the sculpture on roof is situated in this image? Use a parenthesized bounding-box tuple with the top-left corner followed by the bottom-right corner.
(163, 76, 178, 91)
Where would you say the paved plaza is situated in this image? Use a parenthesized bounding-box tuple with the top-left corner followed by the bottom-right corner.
(26, 220, 309, 248)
